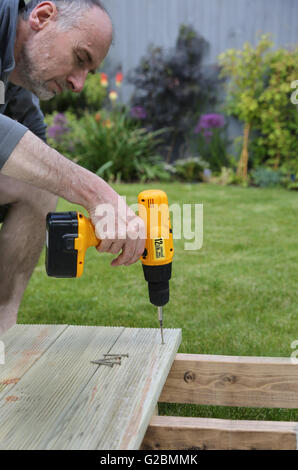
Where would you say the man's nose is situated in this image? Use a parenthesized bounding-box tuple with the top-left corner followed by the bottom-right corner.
(67, 70, 88, 93)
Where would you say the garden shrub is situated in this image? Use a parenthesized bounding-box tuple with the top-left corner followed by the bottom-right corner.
(173, 156, 209, 182)
(250, 167, 283, 188)
(127, 25, 219, 161)
(44, 70, 173, 183)
(210, 167, 244, 186)
(71, 109, 169, 182)
(219, 35, 298, 180)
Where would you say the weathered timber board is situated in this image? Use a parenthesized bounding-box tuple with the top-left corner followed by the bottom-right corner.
(142, 416, 298, 450)
(159, 353, 298, 408)
(0, 324, 181, 450)
(0, 324, 68, 396)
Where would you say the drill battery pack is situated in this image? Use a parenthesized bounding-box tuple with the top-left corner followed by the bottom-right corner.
(46, 212, 79, 278)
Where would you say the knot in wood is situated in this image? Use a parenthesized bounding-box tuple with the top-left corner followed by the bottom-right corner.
(221, 374, 237, 384)
(184, 370, 195, 383)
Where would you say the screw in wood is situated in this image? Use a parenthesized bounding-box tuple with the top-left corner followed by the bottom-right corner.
(90, 359, 115, 367)
(103, 354, 129, 358)
(184, 370, 195, 383)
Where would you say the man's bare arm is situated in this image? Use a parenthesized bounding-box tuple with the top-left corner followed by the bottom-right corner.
(2, 130, 112, 208)
(1, 130, 145, 266)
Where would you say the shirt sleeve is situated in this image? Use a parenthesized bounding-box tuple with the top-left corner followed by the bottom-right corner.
(0, 84, 48, 169)
(4, 84, 47, 143)
(0, 113, 28, 169)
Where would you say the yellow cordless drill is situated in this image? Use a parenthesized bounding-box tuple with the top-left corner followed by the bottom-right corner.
(45, 190, 174, 344)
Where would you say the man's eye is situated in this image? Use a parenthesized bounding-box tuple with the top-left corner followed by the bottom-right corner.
(77, 55, 84, 65)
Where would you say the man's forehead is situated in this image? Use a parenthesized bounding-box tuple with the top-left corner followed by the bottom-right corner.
(76, 6, 113, 42)
(66, 6, 112, 69)
(75, 8, 112, 55)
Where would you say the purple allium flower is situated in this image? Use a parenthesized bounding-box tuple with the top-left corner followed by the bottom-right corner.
(48, 113, 70, 141)
(203, 168, 212, 180)
(130, 106, 147, 120)
(194, 113, 225, 135)
(53, 113, 68, 126)
(47, 125, 64, 139)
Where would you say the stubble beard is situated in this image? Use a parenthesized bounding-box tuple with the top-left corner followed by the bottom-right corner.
(17, 42, 56, 101)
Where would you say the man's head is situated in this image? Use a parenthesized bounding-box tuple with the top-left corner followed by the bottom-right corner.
(12, 0, 113, 100)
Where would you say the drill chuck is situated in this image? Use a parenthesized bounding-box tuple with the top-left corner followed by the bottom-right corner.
(142, 263, 172, 307)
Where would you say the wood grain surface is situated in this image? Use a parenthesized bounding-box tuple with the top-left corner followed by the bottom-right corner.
(159, 353, 298, 408)
(0, 324, 181, 450)
(142, 415, 298, 450)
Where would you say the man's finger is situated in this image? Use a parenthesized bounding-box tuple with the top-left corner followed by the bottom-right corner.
(108, 241, 124, 255)
(110, 239, 137, 266)
(113, 237, 145, 267)
(96, 239, 115, 253)
(124, 239, 145, 266)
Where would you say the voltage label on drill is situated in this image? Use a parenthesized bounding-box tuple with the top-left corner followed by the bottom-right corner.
(153, 238, 166, 260)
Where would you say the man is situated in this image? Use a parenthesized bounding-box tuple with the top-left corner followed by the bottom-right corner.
(0, 0, 145, 335)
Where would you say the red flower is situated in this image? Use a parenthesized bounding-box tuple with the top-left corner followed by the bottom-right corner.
(115, 72, 123, 87)
(100, 73, 108, 87)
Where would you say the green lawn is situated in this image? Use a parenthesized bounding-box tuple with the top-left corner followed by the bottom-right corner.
(18, 182, 298, 422)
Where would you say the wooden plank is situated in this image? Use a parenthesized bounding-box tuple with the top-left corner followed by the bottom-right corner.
(46, 328, 181, 450)
(0, 325, 125, 449)
(142, 415, 298, 450)
(159, 353, 298, 408)
(0, 326, 181, 450)
(0, 324, 68, 397)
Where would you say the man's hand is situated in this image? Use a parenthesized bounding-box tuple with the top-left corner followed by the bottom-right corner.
(2, 131, 146, 267)
(88, 195, 146, 267)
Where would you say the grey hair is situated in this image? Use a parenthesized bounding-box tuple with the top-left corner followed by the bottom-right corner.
(20, 0, 110, 32)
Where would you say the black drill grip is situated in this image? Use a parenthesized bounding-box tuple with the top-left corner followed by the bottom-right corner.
(142, 263, 172, 307)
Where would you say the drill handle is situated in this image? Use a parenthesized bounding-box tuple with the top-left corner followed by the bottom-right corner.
(75, 213, 100, 277)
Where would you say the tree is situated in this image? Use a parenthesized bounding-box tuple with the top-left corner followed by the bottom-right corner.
(219, 35, 272, 180)
(257, 47, 298, 170)
(219, 35, 298, 180)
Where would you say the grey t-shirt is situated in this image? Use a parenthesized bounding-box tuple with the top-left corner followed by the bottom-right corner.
(0, 0, 47, 169)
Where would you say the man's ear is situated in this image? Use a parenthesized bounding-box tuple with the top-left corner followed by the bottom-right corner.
(29, 1, 58, 31)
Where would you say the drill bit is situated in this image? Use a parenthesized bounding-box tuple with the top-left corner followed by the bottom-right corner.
(158, 306, 165, 345)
